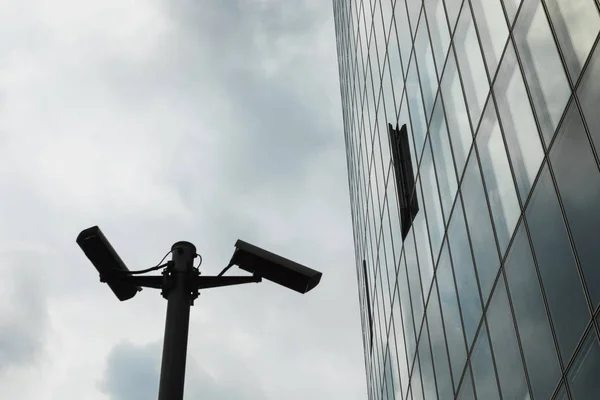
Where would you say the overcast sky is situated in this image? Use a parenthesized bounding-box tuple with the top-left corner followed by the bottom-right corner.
(0, 0, 367, 399)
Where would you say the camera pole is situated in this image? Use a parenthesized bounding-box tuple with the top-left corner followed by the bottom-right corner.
(157, 241, 197, 400)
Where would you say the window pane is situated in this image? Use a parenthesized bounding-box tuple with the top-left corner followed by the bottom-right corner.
(445, 0, 464, 35)
(389, 26, 405, 107)
(420, 139, 444, 258)
(426, 284, 453, 399)
(461, 151, 499, 301)
(503, 0, 522, 26)
(471, 324, 500, 400)
(404, 232, 421, 362)
(526, 164, 590, 362)
(504, 221, 561, 400)
(407, 56, 428, 157)
(514, 0, 570, 144)
(441, 50, 473, 175)
(454, 4, 490, 127)
(578, 42, 600, 154)
(476, 99, 520, 254)
(393, 285, 411, 391)
(436, 241, 467, 387)
(494, 42, 544, 199)
(457, 367, 476, 400)
(550, 101, 600, 308)
(389, 317, 405, 399)
(425, 0, 451, 69)
(554, 382, 569, 400)
(418, 324, 437, 400)
(430, 96, 458, 221)
(448, 197, 482, 347)
(545, 0, 600, 80)
(487, 277, 529, 399)
(568, 327, 600, 400)
(470, 0, 509, 75)
(415, 15, 438, 119)
(414, 179, 434, 295)
(394, 0, 413, 74)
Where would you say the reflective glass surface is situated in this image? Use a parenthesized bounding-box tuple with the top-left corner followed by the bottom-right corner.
(333, 0, 600, 397)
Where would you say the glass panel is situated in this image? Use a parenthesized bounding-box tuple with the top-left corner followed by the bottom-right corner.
(494, 42, 544, 200)
(388, 177, 403, 266)
(471, 324, 500, 400)
(514, 0, 570, 144)
(578, 42, 600, 154)
(393, 284, 411, 391)
(504, 221, 561, 400)
(461, 151, 499, 301)
(487, 277, 529, 399)
(454, 3, 489, 128)
(404, 233, 421, 362)
(430, 96, 458, 220)
(426, 284, 453, 400)
(407, 56, 427, 157)
(414, 179, 434, 296)
(418, 324, 437, 400)
(503, 0, 523, 26)
(441, 50, 473, 175)
(550, 101, 600, 308)
(411, 358, 424, 400)
(420, 139, 445, 258)
(415, 15, 438, 119)
(400, 93, 419, 174)
(389, 317, 404, 399)
(457, 367, 476, 400)
(447, 197, 482, 347)
(568, 327, 600, 400)
(389, 26, 405, 107)
(526, 164, 590, 362)
(394, 0, 413, 74)
(445, 0, 464, 35)
(406, 0, 422, 35)
(545, 0, 600, 80)
(436, 242, 467, 387)
(476, 99, 520, 254)
(553, 382, 569, 400)
(425, 0, 451, 69)
(470, 0, 509, 75)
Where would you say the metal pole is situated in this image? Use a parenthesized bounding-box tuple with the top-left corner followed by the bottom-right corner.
(158, 241, 196, 400)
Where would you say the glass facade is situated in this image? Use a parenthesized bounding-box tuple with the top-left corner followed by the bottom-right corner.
(332, 0, 600, 399)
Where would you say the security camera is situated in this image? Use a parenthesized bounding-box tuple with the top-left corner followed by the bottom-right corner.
(229, 240, 322, 294)
(76, 226, 142, 301)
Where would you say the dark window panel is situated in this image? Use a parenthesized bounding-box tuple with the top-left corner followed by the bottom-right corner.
(578, 42, 600, 155)
(471, 323, 500, 400)
(461, 150, 499, 301)
(504, 221, 561, 400)
(487, 277, 529, 399)
(426, 283, 454, 399)
(567, 327, 600, 400)
(389, 123, 419, 240)
(550, 100, 600, 308)
(436, 242, 467, 387)
(447, 196, 482, 347)
(526, 164, 590, 361)
(553, 382, 569, 400)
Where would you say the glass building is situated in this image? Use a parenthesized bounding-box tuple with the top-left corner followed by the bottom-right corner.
(332, 0, 600, 399)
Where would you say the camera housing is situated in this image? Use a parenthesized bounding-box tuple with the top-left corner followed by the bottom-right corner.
(229, 239, 322, 294)
(76, 226, 142, 301)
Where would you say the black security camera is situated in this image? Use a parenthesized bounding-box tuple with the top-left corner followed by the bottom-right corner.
(229, 240, 322, 294)
(76, 226, 142, 301)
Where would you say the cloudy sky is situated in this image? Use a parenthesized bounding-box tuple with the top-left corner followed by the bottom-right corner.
(0, 0, 367, 399)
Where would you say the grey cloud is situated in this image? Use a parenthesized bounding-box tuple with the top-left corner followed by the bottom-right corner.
(0, 250, 50, 373)
(101, 340, 267, 400)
